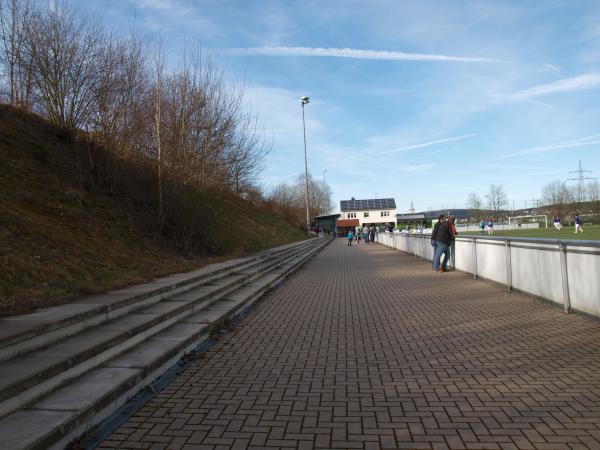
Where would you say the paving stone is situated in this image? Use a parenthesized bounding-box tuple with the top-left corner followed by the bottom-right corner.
(99, 239, 600, 449)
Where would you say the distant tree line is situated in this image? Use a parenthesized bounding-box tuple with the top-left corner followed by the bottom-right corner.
(0, 0, 332, 243)
(466, 180, 600, 223)
(266, 173, 333, 226)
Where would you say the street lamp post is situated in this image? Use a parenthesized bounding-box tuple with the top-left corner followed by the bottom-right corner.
(301, 96, 311, 238)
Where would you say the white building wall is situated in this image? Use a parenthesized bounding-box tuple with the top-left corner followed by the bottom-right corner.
(342, 209, 396, 226)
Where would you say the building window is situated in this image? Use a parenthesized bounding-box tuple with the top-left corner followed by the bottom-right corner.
(348, 213, 356, 218)
(364, 212, 369, 218)
(381, 211, 389, 217)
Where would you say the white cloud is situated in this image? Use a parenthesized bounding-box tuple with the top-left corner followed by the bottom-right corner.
(230, 46, 502, 63)
(478, 164, 556, 170)
(508, 73, 600, 99)
(399, 164, 435, 172)
(497, 134, 600, 159)
(376, 134, 475, 156)
(544, 63, 560, 72)
(132, 0, 186, 12)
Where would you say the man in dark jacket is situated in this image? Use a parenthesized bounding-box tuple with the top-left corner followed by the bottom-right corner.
(433, 217, 452, 272)
(431, 215, 445, 270)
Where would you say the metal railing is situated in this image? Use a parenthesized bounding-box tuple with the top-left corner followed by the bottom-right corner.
(376, 232, 600, 317)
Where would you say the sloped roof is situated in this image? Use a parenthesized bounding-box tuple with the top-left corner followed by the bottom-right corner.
(340, 198, 396, 212)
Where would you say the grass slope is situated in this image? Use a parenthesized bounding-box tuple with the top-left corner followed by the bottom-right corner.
(461, 225, 600, 240)
(0, 105, 305, 316)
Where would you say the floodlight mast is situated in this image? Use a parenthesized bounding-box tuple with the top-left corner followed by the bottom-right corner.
(301, 96, 311, 238)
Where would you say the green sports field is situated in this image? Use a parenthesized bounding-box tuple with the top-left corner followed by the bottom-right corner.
(460, 224, 600, 241)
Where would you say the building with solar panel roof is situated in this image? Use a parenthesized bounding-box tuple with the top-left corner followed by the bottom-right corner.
(339, 197, 397, 228)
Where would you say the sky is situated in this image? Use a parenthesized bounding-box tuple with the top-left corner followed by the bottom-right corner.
(89, 0, 600, 213)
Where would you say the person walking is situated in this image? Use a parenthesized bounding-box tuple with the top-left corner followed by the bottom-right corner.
(575, 213, 584, 233)
(479, 219, 485, 234)
(433, 217, 452, 272)
(347, 230, 354, 246)
(356, 230, 361, 245)
(363, 226, 370, 244)
(369, 225, 376, 244)
(431, 215, 445, 271)
(487, 220, 494, 235)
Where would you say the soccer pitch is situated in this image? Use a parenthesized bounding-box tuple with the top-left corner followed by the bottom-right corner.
(460, 224, 600, 241)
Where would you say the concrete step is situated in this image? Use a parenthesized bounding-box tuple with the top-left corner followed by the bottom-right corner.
(0, 322, 210, 450)
(0, 237, 332, 450)
(0, 242, 316, 418)
(0, 239, 314, 362)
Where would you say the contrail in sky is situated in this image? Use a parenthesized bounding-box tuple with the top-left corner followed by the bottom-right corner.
(231, 46, 501, 63)
(509, 73, 600, 99)
(377, 134, 476, 156)
(497, 134, 600, 159)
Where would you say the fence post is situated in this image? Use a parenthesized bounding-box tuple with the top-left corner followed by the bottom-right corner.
(559, 242, 571, 313)
(472, 238, 477, 279)
(505, 240, 512, 292)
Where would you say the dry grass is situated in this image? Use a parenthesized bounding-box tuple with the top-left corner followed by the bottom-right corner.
(0, 105, 305, 316)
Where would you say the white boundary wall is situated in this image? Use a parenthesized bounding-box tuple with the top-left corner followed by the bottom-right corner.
(375, 231, 600, 317)
(456, 223, 539, 232)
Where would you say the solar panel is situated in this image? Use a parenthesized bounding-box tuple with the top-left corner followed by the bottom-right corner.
(340, 198, 396, 211)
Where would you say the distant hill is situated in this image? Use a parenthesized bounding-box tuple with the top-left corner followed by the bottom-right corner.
(0, 104, 305, 316)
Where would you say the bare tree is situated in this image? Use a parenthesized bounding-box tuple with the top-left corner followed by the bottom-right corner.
(587, 180, 600, 216)
(153, 42, 165, 227)
(307, 173, 333, 217)
(586, 180, 600, 202)
(467, 191, 483, 221)
(542, 180, 571, 218)
(25, 2, 104, 128)
(0, 0, 278, 245)
(0, 0, 32, 107)
(485, 184, 507, 221)
(91, 32, 149, 190)
(266, 173, 332, 227)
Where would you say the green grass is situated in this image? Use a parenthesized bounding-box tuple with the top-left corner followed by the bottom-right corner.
(0, 104, 305, 317)
(461, 224, 600, 241)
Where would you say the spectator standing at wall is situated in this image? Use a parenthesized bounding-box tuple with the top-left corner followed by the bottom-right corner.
(448, 216, 458, 270)
(431, 215, 445, 271)
(433, 217, 453, 272)
(370, 225, 376, 244)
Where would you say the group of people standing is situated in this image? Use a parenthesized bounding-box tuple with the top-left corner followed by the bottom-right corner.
(347, 225, 376, 246)
(431, 215, 458, 272)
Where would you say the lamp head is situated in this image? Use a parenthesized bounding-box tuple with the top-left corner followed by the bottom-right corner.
(300, 96, 310, 105)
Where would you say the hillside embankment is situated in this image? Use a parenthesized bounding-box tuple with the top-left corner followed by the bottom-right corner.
(0, 105, 305, 316)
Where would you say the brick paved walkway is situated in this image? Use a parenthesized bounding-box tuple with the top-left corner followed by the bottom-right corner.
(99, 239, 600, 450)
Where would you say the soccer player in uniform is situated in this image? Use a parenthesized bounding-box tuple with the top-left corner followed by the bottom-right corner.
(575, 214, 583, 233)
(553, 216, 562, 230)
